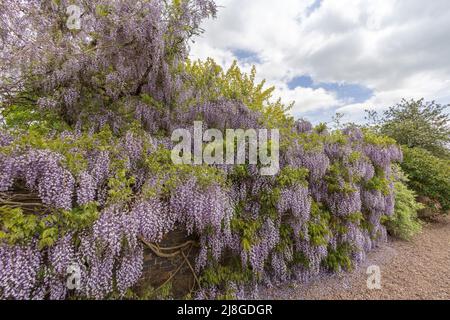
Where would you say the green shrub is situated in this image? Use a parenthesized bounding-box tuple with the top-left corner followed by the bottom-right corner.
(322, 243, 353, 272)
(385, 166, 423, 240)
(401, 147, 450, 212)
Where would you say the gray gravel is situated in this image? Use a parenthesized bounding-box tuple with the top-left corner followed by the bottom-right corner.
(258, 216, 450, 300)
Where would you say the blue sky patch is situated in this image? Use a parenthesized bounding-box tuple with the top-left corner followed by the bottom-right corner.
(288, 75, 373, 103)
(306, 0, 323, 16)
(232, 49, 261, 64)
(288, 75, 314, 89)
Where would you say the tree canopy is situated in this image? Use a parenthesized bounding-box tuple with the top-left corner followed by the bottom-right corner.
(368, 99, 450, 158)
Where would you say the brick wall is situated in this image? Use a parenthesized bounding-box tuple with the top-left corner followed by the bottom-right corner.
(137, 228, 199, 298)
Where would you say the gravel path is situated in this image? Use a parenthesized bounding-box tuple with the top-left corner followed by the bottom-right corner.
(259, 216, 450, 300)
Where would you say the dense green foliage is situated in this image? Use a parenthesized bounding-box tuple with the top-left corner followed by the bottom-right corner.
(401, 147, 450, 212)
(385, 166, 423, 240)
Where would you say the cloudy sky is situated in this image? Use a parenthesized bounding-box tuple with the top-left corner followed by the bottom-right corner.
(190, 0, 450, 124)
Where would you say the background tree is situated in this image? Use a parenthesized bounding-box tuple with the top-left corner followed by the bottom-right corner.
(377, 99, 450, 158)
(365, 99, 450, 215)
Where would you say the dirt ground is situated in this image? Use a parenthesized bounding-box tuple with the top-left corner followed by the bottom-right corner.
(259, 216, 450, 300)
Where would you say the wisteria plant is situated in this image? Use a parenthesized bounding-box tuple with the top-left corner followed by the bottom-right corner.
(1, 0, 404, 300)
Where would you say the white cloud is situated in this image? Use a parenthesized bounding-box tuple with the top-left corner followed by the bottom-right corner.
(190, 0, 450, 123)
(273, 82, 340, 115)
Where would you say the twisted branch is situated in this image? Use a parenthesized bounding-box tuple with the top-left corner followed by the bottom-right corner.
(139, 235, 202, 294)
(138, 236, 197, 258)
(181, 249, 201, 290)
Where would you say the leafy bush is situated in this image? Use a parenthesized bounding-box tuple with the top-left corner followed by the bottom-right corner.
(385, 166, 423, 240)
(401, 147, 450, 212)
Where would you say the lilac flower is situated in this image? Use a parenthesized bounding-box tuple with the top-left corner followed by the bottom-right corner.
(77, 171, 96, 205)
(116, 245, 144, 295)
(0, 243, 42, 300)
(132, 198, 172, 243)
(326, 189, 362, 217)
(293, 119, 313, 134)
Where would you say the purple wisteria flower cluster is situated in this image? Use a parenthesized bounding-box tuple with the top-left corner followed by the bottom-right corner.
(0, 120, 402, 300)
